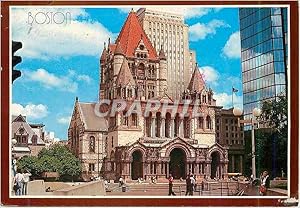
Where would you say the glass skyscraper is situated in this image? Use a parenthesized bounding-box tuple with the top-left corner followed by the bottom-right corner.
(239, 8, 288, 123)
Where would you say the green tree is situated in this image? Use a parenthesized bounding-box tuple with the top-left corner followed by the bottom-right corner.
(17, 155, 41, 177)
(17, 144, 82, 181)
(258, 95, 288, 178)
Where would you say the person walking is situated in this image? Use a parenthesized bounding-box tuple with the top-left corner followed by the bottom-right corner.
(190, 174, 195, 196)
(13, 169, 24, 196)
(185, 174, 192, 196)
(22, 169, 32, 195)
(259, 171, 270, 196)
(168, 174, 176, 196)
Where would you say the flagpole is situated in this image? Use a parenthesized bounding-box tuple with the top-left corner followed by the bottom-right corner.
(232, 86, 234, 108)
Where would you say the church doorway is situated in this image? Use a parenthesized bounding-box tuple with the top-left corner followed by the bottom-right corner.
(211, 151, 221, 179)
(169, 148, 186, 179)
(131, 150, 143, 180)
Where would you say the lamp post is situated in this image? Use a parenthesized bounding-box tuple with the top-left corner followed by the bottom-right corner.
(233, 107, 262, 179)
(11, 138, 17, 175)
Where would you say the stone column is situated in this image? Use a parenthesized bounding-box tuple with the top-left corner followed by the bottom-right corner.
(232, 155, 235, 172)
(195, 163, 199, 175)
(239, 155, 243, 174)
(157, 162, 161, 175)
(179, 119, 184, 138)
(161, 118, 165, 138)
(166, 162, 169, 176)
(170, 118, 175, 138)
(151, 117, 156, 138)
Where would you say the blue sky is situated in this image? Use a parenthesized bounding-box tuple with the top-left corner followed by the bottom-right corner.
(11, 7, 243, 140)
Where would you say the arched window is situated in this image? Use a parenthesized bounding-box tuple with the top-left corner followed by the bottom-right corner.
(206, 116, 212, 129)
(89, 136, 95, 153)
(123, 111, 128, 126)
(198, 117, 204, 129)
(203, 95, 207, 103)
(111, 136, 114, 148)
(137, 63, 145, 78)
(32, 135, 38, 145)
(132, 113, 138, 126)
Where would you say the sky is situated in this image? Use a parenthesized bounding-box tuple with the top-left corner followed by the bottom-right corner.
(11, 6, 243, 140)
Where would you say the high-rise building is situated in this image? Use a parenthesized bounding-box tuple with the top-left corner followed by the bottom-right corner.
(137, 8, 196, 99)
(215, 108, 245, 174)
(239, 8, 288, 124)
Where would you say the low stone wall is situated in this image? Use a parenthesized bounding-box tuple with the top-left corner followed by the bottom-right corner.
(27, 180, 47, 195)
(53, 180, 106, 196)
(44, 182, 71, 191)
(270, 179, 287, 188)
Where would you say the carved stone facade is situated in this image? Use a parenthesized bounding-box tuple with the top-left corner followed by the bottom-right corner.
(69, 10, 229, 181)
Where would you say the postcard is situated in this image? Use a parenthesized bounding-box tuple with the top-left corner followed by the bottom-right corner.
(1, 1, 298, 207)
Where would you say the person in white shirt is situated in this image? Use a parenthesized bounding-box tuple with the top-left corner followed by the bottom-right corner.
(13, 169, 25, 196)
(22, 169, 32, 195)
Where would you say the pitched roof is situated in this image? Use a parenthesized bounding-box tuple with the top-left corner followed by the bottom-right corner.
(108, 44, 116, 53)
(115, 11, 158, 59)
(11, 115, 45, 145)
(114, 43, 124, 55)
(188, 65, 206, 92)
(116, 58, 136, 86)
(100, 48, 107, 62)
(78, 102, 108, 131)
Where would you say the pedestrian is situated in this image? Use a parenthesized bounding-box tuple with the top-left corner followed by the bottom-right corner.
(119, 176, 124, 186)
(13, 169, 24, 196)
(189, 174, 195, 196)
(259, 170, 270, 196)
(22, 169, 32, 195)
(185, 174, 191, 196)
(168, 174, 176, 196)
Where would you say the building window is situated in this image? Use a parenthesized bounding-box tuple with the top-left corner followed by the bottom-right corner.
(132, 113, 138, 126)
(206, 116, 212, 129)
(216, 126, 219, 130)
(89, 163, 95, 172)
(226, 133, 228, 137)
(198, 117, 204, 129)
(226, 126, 228, 131)
(231, 126, 234, 131)
(123, 112, 128, 126)
(226, 140, 229, 144)
(216, 118, 219, 124)
(32, 135, 37, 145)
(111, 137, 114, 148)
(216, 132, 219, 137)
(89, 136, 95, 153)
(225, 119, 228, 124)
(232, 133, 234, 138)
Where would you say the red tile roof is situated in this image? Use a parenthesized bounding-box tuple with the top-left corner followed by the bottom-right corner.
(115, 11, 158, 59)
(188, 66, 206, 92)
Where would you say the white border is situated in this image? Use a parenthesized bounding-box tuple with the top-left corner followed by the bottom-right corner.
(9, 4, 291, 199)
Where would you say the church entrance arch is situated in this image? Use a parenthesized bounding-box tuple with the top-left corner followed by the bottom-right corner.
(131, 150, 143, 180)
(169, 148, 186, 179)
(211, 151, 221, 179)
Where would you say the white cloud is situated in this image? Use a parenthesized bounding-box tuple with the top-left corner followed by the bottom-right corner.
(12, 103, 48, 119)
(23, 68, 78, 92)
(119, 7, 221, 19)
(11, 8, 114, 59)
(189, 20, 230, 41)
(213, 93, 243, 109)
(77, 74, 92, 84)
(222, 31, 241, 59)
(199, 66, 219, 84)
(57, 116, 71, 124)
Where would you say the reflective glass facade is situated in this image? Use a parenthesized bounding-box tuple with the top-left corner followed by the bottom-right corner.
(239, 8, 288, 124)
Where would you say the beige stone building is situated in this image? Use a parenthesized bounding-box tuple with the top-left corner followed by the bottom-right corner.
(69, 10, 229, 182)
(11, 115, 46, 158)
(68, 99, 108, 181)
(215, 108, 245, 174)
(137, 8, 197, 100)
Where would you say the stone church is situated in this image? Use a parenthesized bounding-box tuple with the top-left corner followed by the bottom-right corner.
(68, 10, 228, 181)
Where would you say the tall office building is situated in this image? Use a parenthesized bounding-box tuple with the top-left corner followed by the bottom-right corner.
(137, 8, 196, 99)
(239, 8, 288, 123)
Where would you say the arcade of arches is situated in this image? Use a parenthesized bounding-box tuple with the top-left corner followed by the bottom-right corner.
(107, 139, 228, 181)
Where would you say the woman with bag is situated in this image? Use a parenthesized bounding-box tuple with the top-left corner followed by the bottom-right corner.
(259, 170, 269, 196)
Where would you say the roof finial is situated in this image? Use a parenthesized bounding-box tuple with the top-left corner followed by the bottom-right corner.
(75, 96, 78, 102)
(131, 8, 134, 12)
(104, 42, 106, 50)
(108, 37, 111, 46)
